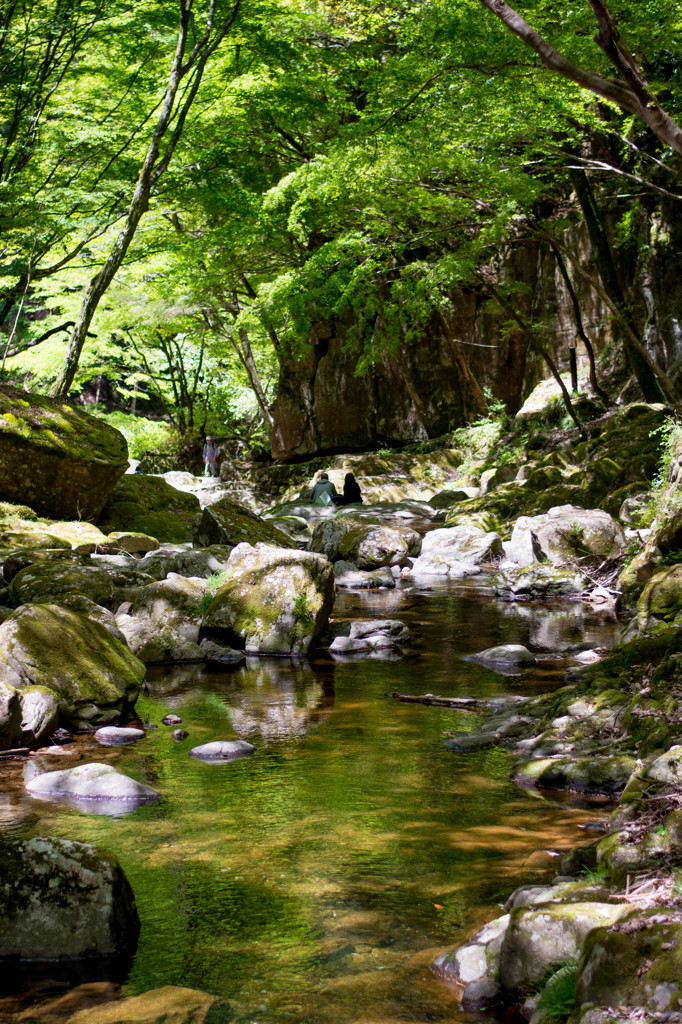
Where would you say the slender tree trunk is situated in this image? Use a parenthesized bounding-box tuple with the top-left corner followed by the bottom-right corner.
(237, 327, 273, 428)
(394, 345, 432, 434)
(439, 319, 489, 418)
(569, 169, 671, 404)
(50, 0, 241, 398)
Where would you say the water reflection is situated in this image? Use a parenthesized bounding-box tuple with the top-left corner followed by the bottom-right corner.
(0, 577, 623, 1024)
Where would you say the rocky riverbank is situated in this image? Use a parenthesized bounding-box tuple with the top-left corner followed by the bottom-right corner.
(2, 382, 682, 1021)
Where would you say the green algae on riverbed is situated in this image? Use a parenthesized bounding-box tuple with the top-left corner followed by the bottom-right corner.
(0, 580, 621, 1024)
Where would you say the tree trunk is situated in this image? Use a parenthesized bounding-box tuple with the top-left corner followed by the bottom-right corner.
(237, 327, 273, 428)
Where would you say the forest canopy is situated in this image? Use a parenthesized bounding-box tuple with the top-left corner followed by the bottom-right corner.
(2, 0, 682, 456)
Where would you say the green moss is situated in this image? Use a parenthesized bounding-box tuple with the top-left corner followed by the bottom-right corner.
(97, 475, 200, 543)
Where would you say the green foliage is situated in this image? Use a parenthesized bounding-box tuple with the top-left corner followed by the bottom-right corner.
(535, 959, 579, 1023)
(637, 419, 682, 527)
(89, 410, 174, 459)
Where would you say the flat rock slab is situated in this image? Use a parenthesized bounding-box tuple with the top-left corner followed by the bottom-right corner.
(94, 727, 146, 746)
(67, 985, 220, 1024)
(26, 762, 160, 803)
(189, 740, 255, 762)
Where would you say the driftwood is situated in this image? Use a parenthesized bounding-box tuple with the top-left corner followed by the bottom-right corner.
(387, 692, 480, 708)
(0, 747, 30, 759)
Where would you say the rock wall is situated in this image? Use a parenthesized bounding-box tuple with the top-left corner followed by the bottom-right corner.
(271, 235, 605, 461)
(271, 212, 682, 461)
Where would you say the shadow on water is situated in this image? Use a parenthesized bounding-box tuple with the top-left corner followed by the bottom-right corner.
(0, 579, 622, 1024)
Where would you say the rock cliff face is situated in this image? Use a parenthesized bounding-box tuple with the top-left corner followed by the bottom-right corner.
(271, 218, 682, 461)
(0, 385, 128, 520)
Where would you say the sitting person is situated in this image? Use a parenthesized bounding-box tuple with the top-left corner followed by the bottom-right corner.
(310, 472, 337, 505)
(342, 472, 362, 505)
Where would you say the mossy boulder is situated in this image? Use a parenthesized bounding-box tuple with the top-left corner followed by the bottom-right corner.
(310, 516, 364, 561)
(98, 475, 200, 543)
(203, 543, 335, 655)
(338, 523, 410, 568)
(2, 547, 91, 582)
(0, 836, 139, 960)
(192, 496, 292, 549)
(576, 908, 682, 1011)
(513, 754, 637, 795)
(493, 564, 588, 600)
(637, 565, 682, 630)
(0, 385, 128, 521)
(0, 605, 145, 729)
(431, 914, 510, 1011)
(499, 901, 629, 993)
(9, 563, 118, 607)
(510, 506, 626, 565)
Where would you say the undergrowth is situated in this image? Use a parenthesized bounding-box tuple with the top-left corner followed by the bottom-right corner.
(535, 959, 579, 1023)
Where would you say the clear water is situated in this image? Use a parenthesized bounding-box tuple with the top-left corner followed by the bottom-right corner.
(0, 579, 621, 1022)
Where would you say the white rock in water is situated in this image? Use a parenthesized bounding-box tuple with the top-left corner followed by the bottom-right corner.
(26, 762, 160, 802)
(475, 644, 536, 666)
(189, 740, 255, 761)
(94, 726, 146, 745)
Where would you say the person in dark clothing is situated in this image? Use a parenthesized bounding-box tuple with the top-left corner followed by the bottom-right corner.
(343, 472, 362, 505)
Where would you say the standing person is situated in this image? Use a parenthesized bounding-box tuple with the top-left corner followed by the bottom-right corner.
(343, 472, 362, 505)
(310, 472, 337, 505)
(203, 436, 221, 478)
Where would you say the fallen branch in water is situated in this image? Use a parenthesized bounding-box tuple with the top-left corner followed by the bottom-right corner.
(0, 747, 30, 759)
(387, 692, 480, 707)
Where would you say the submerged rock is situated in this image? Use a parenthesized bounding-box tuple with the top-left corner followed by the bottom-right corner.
(328, 618, 410, 654)
(189, 740, 255, 761)
(0, 836, 139, 959)
(94, 726, 146, 746)
(332, 560, 396, 589)
(64, 985, 220, 1023)
(514, 754, 637, 795)
(26, 763, 160, 803)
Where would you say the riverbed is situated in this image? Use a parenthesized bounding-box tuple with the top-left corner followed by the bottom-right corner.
(0, 579, 621, 1023)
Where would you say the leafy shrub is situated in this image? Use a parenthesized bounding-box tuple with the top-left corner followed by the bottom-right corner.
(535, 959, 579, 1023)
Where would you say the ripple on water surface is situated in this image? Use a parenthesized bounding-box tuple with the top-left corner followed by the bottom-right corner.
(1, 579, 621, 1024)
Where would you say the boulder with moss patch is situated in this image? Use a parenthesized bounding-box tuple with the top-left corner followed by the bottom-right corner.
(192, 496, 292, 549)
(203, 543, 334, 655)
(0, 605, 144, 729)
(0, 385, 128, 521)
(494, 564, 588, 600)
(97, 475, 200, 543)
(576, 908, 682, 1011)
(637, 565, 682, 631)
(513, 754, 637, 795)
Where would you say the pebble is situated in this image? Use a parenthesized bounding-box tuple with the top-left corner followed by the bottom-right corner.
(162, 714, 182, 726)
(172, 729, 189, 741)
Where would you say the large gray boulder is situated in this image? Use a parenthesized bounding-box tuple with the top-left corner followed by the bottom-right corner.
(499, 901, 628, 992)
(26, 763, 161, 804)
(411, 524, 503, 576)
(0, 384, 128, 521)
(0, 605, 145, 729)
(9, 562, 156, 609)
(203, 543, 334, 655)
(0, 836, 139, 958)
(508, 506, 626, 566)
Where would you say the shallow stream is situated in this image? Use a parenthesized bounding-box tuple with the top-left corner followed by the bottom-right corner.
(1, 579, 621, 1023)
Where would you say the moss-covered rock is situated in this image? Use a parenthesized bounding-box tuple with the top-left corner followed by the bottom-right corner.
(98, 475, 200, 543)
(576, 908, 682, 1011)
(2, 547, 91, 582)
(500, 901, 629, 993)
(192, 496, 291, 549)
(0, 836, 139, 959)
(637, 565, 682, 630)
(493, 564, 588, 600)
(0, 605, 144, 729)
(431, 914, 510, 1011)
(9, 562, 117, 607)
(513, 754, 637, 795)
(338, 523, 410, 568)
(0, 385, 129, 521)
(203, 543, 335, 655)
